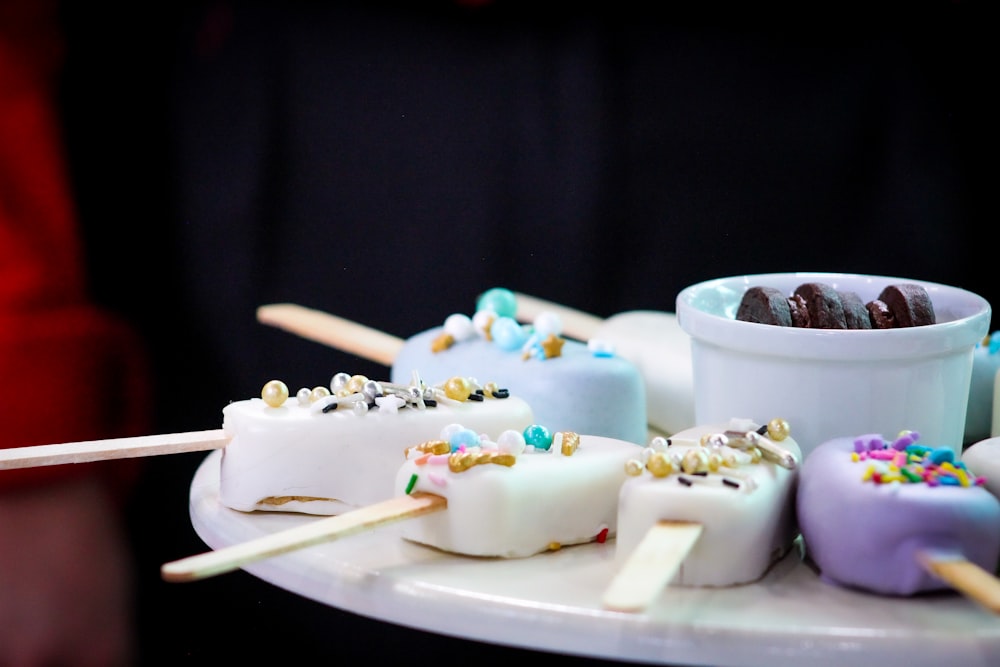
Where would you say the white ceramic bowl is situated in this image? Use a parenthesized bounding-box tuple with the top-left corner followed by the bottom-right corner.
(675, 272, 991, 459)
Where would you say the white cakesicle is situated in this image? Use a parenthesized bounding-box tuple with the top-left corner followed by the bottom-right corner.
(393, 428, 642, 558)
(220, 373, 534, 515)
(611, 418, 800, 596)
(514, 294, 694, 436)
(962, 436, 1000, 499)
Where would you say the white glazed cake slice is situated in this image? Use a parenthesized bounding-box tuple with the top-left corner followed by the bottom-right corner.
(613, 418, 800, 589)
(393, 426, 642, 557)
(219, 372, 534, 515)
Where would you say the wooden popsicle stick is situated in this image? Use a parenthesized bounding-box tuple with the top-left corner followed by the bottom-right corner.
(161, 492, 447, 583)
(256, 303, 403, 367)
(601, 521, 704, 613)
(0, 429, 229, 470)
(513, 292, 604, 342)
(917, 550, 1000, 614)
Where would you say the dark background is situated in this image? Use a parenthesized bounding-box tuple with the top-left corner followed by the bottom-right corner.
(56, 1, 993, 663)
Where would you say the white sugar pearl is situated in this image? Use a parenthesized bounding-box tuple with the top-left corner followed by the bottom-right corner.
(444, 313, 476, 341)
(533, 311, 562, 338)
(497, 429, 527, 456)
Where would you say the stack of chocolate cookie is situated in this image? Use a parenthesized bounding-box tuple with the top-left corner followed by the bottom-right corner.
(735, 282, 936, 329)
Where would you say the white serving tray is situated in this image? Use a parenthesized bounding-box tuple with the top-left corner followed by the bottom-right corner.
(188, 450, 1000, 667)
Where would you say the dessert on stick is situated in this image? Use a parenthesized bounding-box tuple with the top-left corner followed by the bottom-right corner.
(603, 418, 800, 612)
(219, 372, 534, 514)
(257, 288, 648, 444)
(1, 372, 536, 518)
(512, 292, 694, 437)
(162, 423, 641, 580)
(798, 430, 1000, 613)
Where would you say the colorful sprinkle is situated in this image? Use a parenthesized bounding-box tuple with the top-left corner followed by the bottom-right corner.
(853, 433, 984, 488)
(404, 473, 418, 494)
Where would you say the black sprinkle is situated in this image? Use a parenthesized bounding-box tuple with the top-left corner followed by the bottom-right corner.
(493, 388, 510, 399)
(678, 476, 693, 486)
(322, 402, 338, 413)
(756, 424, 768, 436)
(425, 399, 437, 407)
(691, 471, 708, 476)
(475, 389, 485, 396)
(665, 438, 673, 447)
(722, 478, 741, 489)
(468, 393, 484, 401)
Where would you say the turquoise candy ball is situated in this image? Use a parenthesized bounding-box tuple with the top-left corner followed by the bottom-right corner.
(490, 316, 528, 351)
(523, 424, 553, 450)
(476, 287, 518, 319)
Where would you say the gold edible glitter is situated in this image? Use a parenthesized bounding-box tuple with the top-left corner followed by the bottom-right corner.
(432, 333, 456, 353)
(559, 431, 580, 456)
(407, 440, 451, 457)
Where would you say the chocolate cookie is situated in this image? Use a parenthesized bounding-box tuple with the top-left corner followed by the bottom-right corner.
(873, 283, 936, 328)
(736, 286, 793, 326)
(866, 299, 896, 328)
(792, 282, 848, 329)
(839, 290, 872, 330)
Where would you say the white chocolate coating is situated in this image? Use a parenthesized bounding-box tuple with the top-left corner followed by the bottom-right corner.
(962, 436, 1000, 499)
(394, 432, 641, 557)
(591, 311, 694, 436)
(219, 389, 534, 515)
(614, 420, 801, 587)
(392, 328, 647, 444)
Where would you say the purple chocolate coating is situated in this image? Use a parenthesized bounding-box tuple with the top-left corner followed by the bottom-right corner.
(797, 436, 1000, 596)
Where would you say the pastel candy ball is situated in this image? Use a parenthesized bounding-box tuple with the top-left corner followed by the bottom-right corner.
(523, 424, 553, 451)
(533, 311, 562, 338)
(443, 313, 476, 341)
(496, 429, 527, 455)
(491, 316, 529, 351)
(476, 287, 518, 319)
(449, 427, 481, 451)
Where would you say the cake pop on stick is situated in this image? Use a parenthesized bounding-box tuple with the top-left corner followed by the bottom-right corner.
(603, 418, 800, 612)
(0, 372, 536, 517)
(798, 430, 1000, 614)
(161, 425, 640, 580)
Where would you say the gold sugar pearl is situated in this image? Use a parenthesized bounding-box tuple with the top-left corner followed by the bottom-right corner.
(261, 380, 289, 408)
(346, 374, 369, 394)
(625, 459, 644, 476)
(682, 448, 710, 474)
(749, 447, 763, 464)
(646, 451, 674, 478)
(707, 452, 723, 472)
(443, 376, 472, 401)
(310, 386, 331, 402)
(483, 381, 500, 397)
(767, 418, 790, 441)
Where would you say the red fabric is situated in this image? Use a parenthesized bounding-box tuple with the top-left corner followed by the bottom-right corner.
(1, 0, 152, 495)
